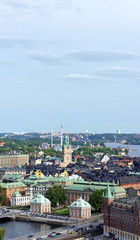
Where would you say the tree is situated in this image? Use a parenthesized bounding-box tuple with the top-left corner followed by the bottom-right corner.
(0, 186, 4, 205)
(0, 227, 5, 240)
(125, 149, 129, 155)
(45, 186, 67, 207)
(76, 158, 82, 164)
(89, 189, 105, 211)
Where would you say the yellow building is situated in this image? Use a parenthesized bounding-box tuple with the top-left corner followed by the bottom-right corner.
(34, 170, 45, 178)
(60, 170, 69, 177)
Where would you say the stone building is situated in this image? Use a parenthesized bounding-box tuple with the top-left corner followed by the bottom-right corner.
(0, 182, 26, 206)
(103, 183, 140, 240)
(61, 136, 72, 168)
(11, 191, 31, 206)
(66, 181, 126, 206)
(70, 197, 91, 219)
(30, 194, 51, 214)
(0, 167, 26, 179)
(0, 154, 29, 168)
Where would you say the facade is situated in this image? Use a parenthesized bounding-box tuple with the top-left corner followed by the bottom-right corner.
(61, 136, 72, 168)
(70, 197, 91, 219)
(30, 159, 42, 166)
(11, 191, 31, 206)
(0, 182, 26, 205)
(34, 170, 45, 178)
(66, 181, 126, 206)
(0, 167, 26, 179)
(0, 154, 29, 168)
(119, 176, 140, 189)
(26, 184, 50, 199)
(103, 183, 140, 240)
(30, 194, 51, 214)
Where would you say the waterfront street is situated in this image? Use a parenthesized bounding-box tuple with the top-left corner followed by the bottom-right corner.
(9, 219, 103, 240)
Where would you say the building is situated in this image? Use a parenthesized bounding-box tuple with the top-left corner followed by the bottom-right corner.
(66, 181, 126, 206)
(11, 191, 31, 206)
(0, 182, 26, 205)
(0, 154, 29, 168)
(30, 159, 42, 166)
(119, 175, 140, 189)
(0, 167, 26, 179)
(30, 194, 51, 214)
(103, 183, 140, 240)
(70, 197, 91, 219)
(61, 136, 72, 168)
(26, 183, 51, 199)
(0, 142, 5, 147)
(34, 170, 45, 178)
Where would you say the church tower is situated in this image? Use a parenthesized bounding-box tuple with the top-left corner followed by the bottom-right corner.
(61, 135, 72, 168)
(103, 182, 114, 235)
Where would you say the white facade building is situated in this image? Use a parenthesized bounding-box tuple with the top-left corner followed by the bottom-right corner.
(11, 191, 31, 206)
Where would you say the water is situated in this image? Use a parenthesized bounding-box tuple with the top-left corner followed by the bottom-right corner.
(105, 142, 140, 157)
(0, 220, 51, 240)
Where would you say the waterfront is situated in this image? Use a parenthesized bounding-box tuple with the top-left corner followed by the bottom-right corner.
(0, 220, 51, 240)
(105, 142, 140, 157)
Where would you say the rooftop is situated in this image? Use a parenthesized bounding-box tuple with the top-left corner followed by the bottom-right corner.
(31, 194, 50, 204)
(70, 197, 91, 208)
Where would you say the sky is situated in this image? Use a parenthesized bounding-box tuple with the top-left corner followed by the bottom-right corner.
(0, 0, 140, 133)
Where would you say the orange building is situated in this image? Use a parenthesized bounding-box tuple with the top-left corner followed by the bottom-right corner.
(1, 182, 26, 206)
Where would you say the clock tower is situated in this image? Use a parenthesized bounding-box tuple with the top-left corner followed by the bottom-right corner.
(61, 136, 72, 168)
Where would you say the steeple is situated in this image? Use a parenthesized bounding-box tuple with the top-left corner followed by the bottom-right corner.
(60, 124, 63, 147)
(51, 130, 53, 148)
(104, 182, 113, 199)
(64, 135, 70, 147)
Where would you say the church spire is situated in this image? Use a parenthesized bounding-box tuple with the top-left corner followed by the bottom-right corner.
(104, 182, 113, 199)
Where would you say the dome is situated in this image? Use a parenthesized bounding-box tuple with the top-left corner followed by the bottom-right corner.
(70, 197, 91, 208)
(12, 191, 20, 196)
(31, 194, 50, 204)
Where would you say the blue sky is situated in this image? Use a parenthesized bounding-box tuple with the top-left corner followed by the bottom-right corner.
(0, 0, 140, 133)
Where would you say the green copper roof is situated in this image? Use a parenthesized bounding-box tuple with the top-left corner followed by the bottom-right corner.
(12, 190, 20, 196)
(0, 182, 26, 189)
(63, 135, 71, 147)
(104, 182, 114, 199)
(66, 182, 126, 194)
(70, 197, 91, 208)
(31, 194, 50, 204)
(2, 174, 22, 179)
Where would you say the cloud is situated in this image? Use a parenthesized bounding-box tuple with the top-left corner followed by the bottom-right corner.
(0, 37, 34, 48)
(0, 59, 14, 64)
(2, 0, 73, 10)
(95, 66, 140, 80)
(65, 49, 140, 62)
(8, 80, 27, 85)
(60, 74, 112, 82)
(29, 49, 140, 65)
(59, 67, 140, 84)
(29, 52, 64, 65)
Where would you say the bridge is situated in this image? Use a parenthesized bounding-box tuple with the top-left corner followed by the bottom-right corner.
(0, 213, 15, 221)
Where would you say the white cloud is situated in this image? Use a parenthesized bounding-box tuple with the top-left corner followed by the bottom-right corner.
(0, 37, 34, 48)
(29, 52, 64, 65)
(2, 0, 73, 10)
(95, 66, 140, 80)
(8, 80, 27, 85)
(60, 74, 112, 82)
(65, 50, 140, 62)
(29, 49, 140, 65)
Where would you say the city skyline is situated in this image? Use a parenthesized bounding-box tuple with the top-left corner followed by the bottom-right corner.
(0, 0, 140, 133)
